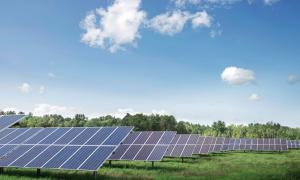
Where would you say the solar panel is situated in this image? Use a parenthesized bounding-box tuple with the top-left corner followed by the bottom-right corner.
(0, 115, 25, 132)
(0, 126, 133, 171)
(165, 134, 192, 157)
(211, 137, 225, 152)
(110, 131, 176, 161)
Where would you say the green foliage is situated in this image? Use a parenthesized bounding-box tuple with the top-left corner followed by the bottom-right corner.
(2, 110, 298, 139)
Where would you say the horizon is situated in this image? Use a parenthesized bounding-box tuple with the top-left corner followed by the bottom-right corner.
(1, 0, 299, 127)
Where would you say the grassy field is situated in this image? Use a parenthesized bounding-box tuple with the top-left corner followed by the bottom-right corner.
(1, 150, 300, 180)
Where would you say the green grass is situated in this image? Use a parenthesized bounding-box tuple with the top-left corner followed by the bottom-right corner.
(1, 150, 300, 180)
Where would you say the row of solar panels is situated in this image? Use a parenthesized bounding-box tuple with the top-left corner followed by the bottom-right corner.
(164, 134, 288, 158)
(0, 115, 299, 173)
(288, 140, 300, 149)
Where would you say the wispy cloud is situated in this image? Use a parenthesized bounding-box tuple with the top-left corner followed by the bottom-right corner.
(288, 75, 300, 85)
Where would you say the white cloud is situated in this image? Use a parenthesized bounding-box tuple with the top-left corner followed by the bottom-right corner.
(191, 11, 212, 28)
(2, 107, 18, 112)
(248, 93, 260, 101)
(95, 108, 169, 119)
(19, 83, 32, 93)
(264, 0, 280, 6)
(148, 10, 211, 36)
(33, 104, 79, 117)
(147, 11, 190, 36)
(80, 0, 146, 53)
(288, 75, 300, 85)
(48, 73, 56, 78)
(221, 66, 256, 85)
(39, 86, 45, 94)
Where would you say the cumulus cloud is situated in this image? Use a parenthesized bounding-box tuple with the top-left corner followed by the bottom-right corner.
(148, 10, 212, 36)
(19, 83, 32, 93)
(210, 29, 222, 38)
(221, 66, 256, 85)
(39, 86, 45, 94)
(80, 0, 146, 53)
(33, 104, 79, 117)
(288, 75, 300, 85)
(248, 93, 260, 101)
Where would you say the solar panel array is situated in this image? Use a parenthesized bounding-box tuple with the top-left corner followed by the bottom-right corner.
(109, 131, 176, 161)
(165, 135, 288, 157)
(0, 127, 133, 171)
(288, 140, 300, 149)
(0, 115, 297, 174)
(0, 115, 25, 132)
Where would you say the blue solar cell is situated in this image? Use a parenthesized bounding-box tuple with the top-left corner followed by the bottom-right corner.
(0, 145, 17, 157)
(24, 128, 57, 144)
(158, 131, 176, 144)
(148, 146, 168, 161)
(181, 145, 195, 157)
(54, 128, 85, 145)
(85, 127, 115, 145)
(170, 135, 180, 144)
(171, 145, 185, 156)
(0, 129, 16, 139)
(103, 127, 132, 145)
(187, 135, 198, 144)
(61, 146, 97, 169)
(0, 128, 29, 144)
(133, 132, 151, 144)
(9, 128, 42, 144)
(122, 132, 139, 144)
(10, 145, 47, 167)
(0, 145, 32, 166)
(164, 145, 174, 156)
(69, 128, 100, 145)
(145, 132, 163, 144)
(79, 146, 115, 171)
(26, 146, 64, 168)
(0, 115, 25, 131)
(177, 135, 190, 144)
(39, 128, 70, 144)
(43, 146, 80, 168)
(134, 145, 154, 160)
(109, 145, 130, 160)
(121, 145, 142, 160)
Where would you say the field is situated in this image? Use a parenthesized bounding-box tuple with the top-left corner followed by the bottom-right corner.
(1, 150, 300, 180)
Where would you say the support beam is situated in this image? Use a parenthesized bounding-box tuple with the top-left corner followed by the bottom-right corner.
(109, 160, 112, 168)
(181, 157, 184, 163)
(37, 168, 41, 177)
(93, 171, 97, 179)
(0, 167, 4, 174)
(151, 161, 154, 168)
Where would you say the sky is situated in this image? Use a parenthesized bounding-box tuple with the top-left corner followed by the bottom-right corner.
(0, 0, 299, 127)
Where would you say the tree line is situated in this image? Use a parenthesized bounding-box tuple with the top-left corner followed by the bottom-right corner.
(1, 111, 300, 140)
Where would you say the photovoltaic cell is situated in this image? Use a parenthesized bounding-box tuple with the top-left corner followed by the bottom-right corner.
(0, 115, 25, 132)
(0, 126, 133, 171)
(110, 131, 176, 161)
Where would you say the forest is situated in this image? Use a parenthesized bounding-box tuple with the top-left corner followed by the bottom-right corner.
(1, 110, 300, 140)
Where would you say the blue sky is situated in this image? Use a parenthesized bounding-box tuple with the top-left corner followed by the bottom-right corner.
(0, 0, 299, 127)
